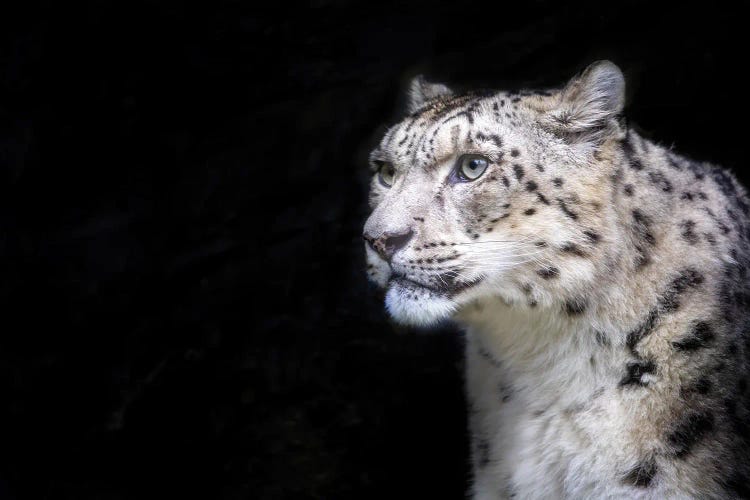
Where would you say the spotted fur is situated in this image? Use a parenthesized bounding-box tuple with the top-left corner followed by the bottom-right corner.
(363, 61, 750, 498)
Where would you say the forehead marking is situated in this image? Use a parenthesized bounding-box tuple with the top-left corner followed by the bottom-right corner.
(386, 92, 506, 168)
(383, 126, 397, 149)
(403, 114, 419, 133)
(450, 125, 461, 151)
(475, 131, 503, 149)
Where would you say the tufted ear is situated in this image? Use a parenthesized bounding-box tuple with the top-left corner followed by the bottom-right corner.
(545, 61, 625, 139)
(407, 75, 453, 113)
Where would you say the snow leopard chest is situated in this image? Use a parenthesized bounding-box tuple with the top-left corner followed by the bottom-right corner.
(464, 315, 671, 499)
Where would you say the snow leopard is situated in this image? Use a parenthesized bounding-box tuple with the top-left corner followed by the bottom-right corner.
(363, 61, 750, 498)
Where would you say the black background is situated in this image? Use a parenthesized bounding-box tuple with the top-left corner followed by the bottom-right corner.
(2, 2, 749, 499)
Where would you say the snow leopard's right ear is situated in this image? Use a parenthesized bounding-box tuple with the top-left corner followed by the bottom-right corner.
(534, 61, 625, 143)
(407, 76, 453, 114)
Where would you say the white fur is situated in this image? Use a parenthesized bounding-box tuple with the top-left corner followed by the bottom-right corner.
(384, 283, 457, 327)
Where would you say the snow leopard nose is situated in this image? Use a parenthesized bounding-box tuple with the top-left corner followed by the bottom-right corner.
(363, 228, 414, 262)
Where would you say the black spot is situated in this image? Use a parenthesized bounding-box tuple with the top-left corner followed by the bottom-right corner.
(619, 360, 656, 386)
(537, 266, 559, 279)
(711, 168, 737, 197)
(534, 241, 547, 247)
(623, 184, 634, 196)
(610, 167, 623, 183)
(557, 199, 578, 220)
(475, 131, 504, 150)
(583, 230, 600, 244)
(688, 161, 706, 180)
(622, 458, 657, 488)
(648, 171, 673, 192)
(561, 243, 586, 257)
(477, 345, 502, 367)
(660, 269, 704, 313)
(535, 164, 545, 172)
(626, 309, 658, 352)
(680, 191, 694, 201)
(536, 192, 550, 205)
(476, 439, 491, 467)
(565, 298, 587, 315)
(594, 330, 610, 346)
(524, 208, 536, 216)
(632, 209, 656, 246)
(454, 110, 475, 124)
(511, 148, 520, 157)
(434, 191, 444, 207)
(513, 164, 524, 180)
(413, 216, 425, 222)
(667, 153, 683, 170)
(552, 178, 564, 187)
(634, 245, 651, 269)
(680, 220, 699, 245)
(737, 197, 750, 216)
(500, 383, 512, 402)
(526, 180, 538, 191)
(672, 321, 714, 350)
(502, 176, 510, 187)
(623, 136, 644, 170)
(667, 411, 714, 458)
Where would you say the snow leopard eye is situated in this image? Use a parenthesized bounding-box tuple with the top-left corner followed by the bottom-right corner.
(378, 162, 396, 187)
(457, 154, 489, 181)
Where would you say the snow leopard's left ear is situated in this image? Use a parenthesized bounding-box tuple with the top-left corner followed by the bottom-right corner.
(538, 61, 625, 140)
(407, 75, 452, 114)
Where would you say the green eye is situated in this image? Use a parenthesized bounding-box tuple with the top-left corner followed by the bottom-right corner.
(378, 162, 396, 187)
(458, 155, 489, 181)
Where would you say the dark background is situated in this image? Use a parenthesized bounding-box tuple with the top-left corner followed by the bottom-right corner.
(1, 2, 749, 499)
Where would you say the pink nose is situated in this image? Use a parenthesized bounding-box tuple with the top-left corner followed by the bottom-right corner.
(363, 228, 414, 261)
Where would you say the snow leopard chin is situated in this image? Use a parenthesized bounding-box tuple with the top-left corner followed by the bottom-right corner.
(384, 278, 457, 327)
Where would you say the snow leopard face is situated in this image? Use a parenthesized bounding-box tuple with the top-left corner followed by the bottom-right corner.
(364, 62, 627, 326)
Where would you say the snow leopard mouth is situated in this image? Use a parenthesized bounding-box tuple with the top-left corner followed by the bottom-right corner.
(389, 273, 482, 298)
